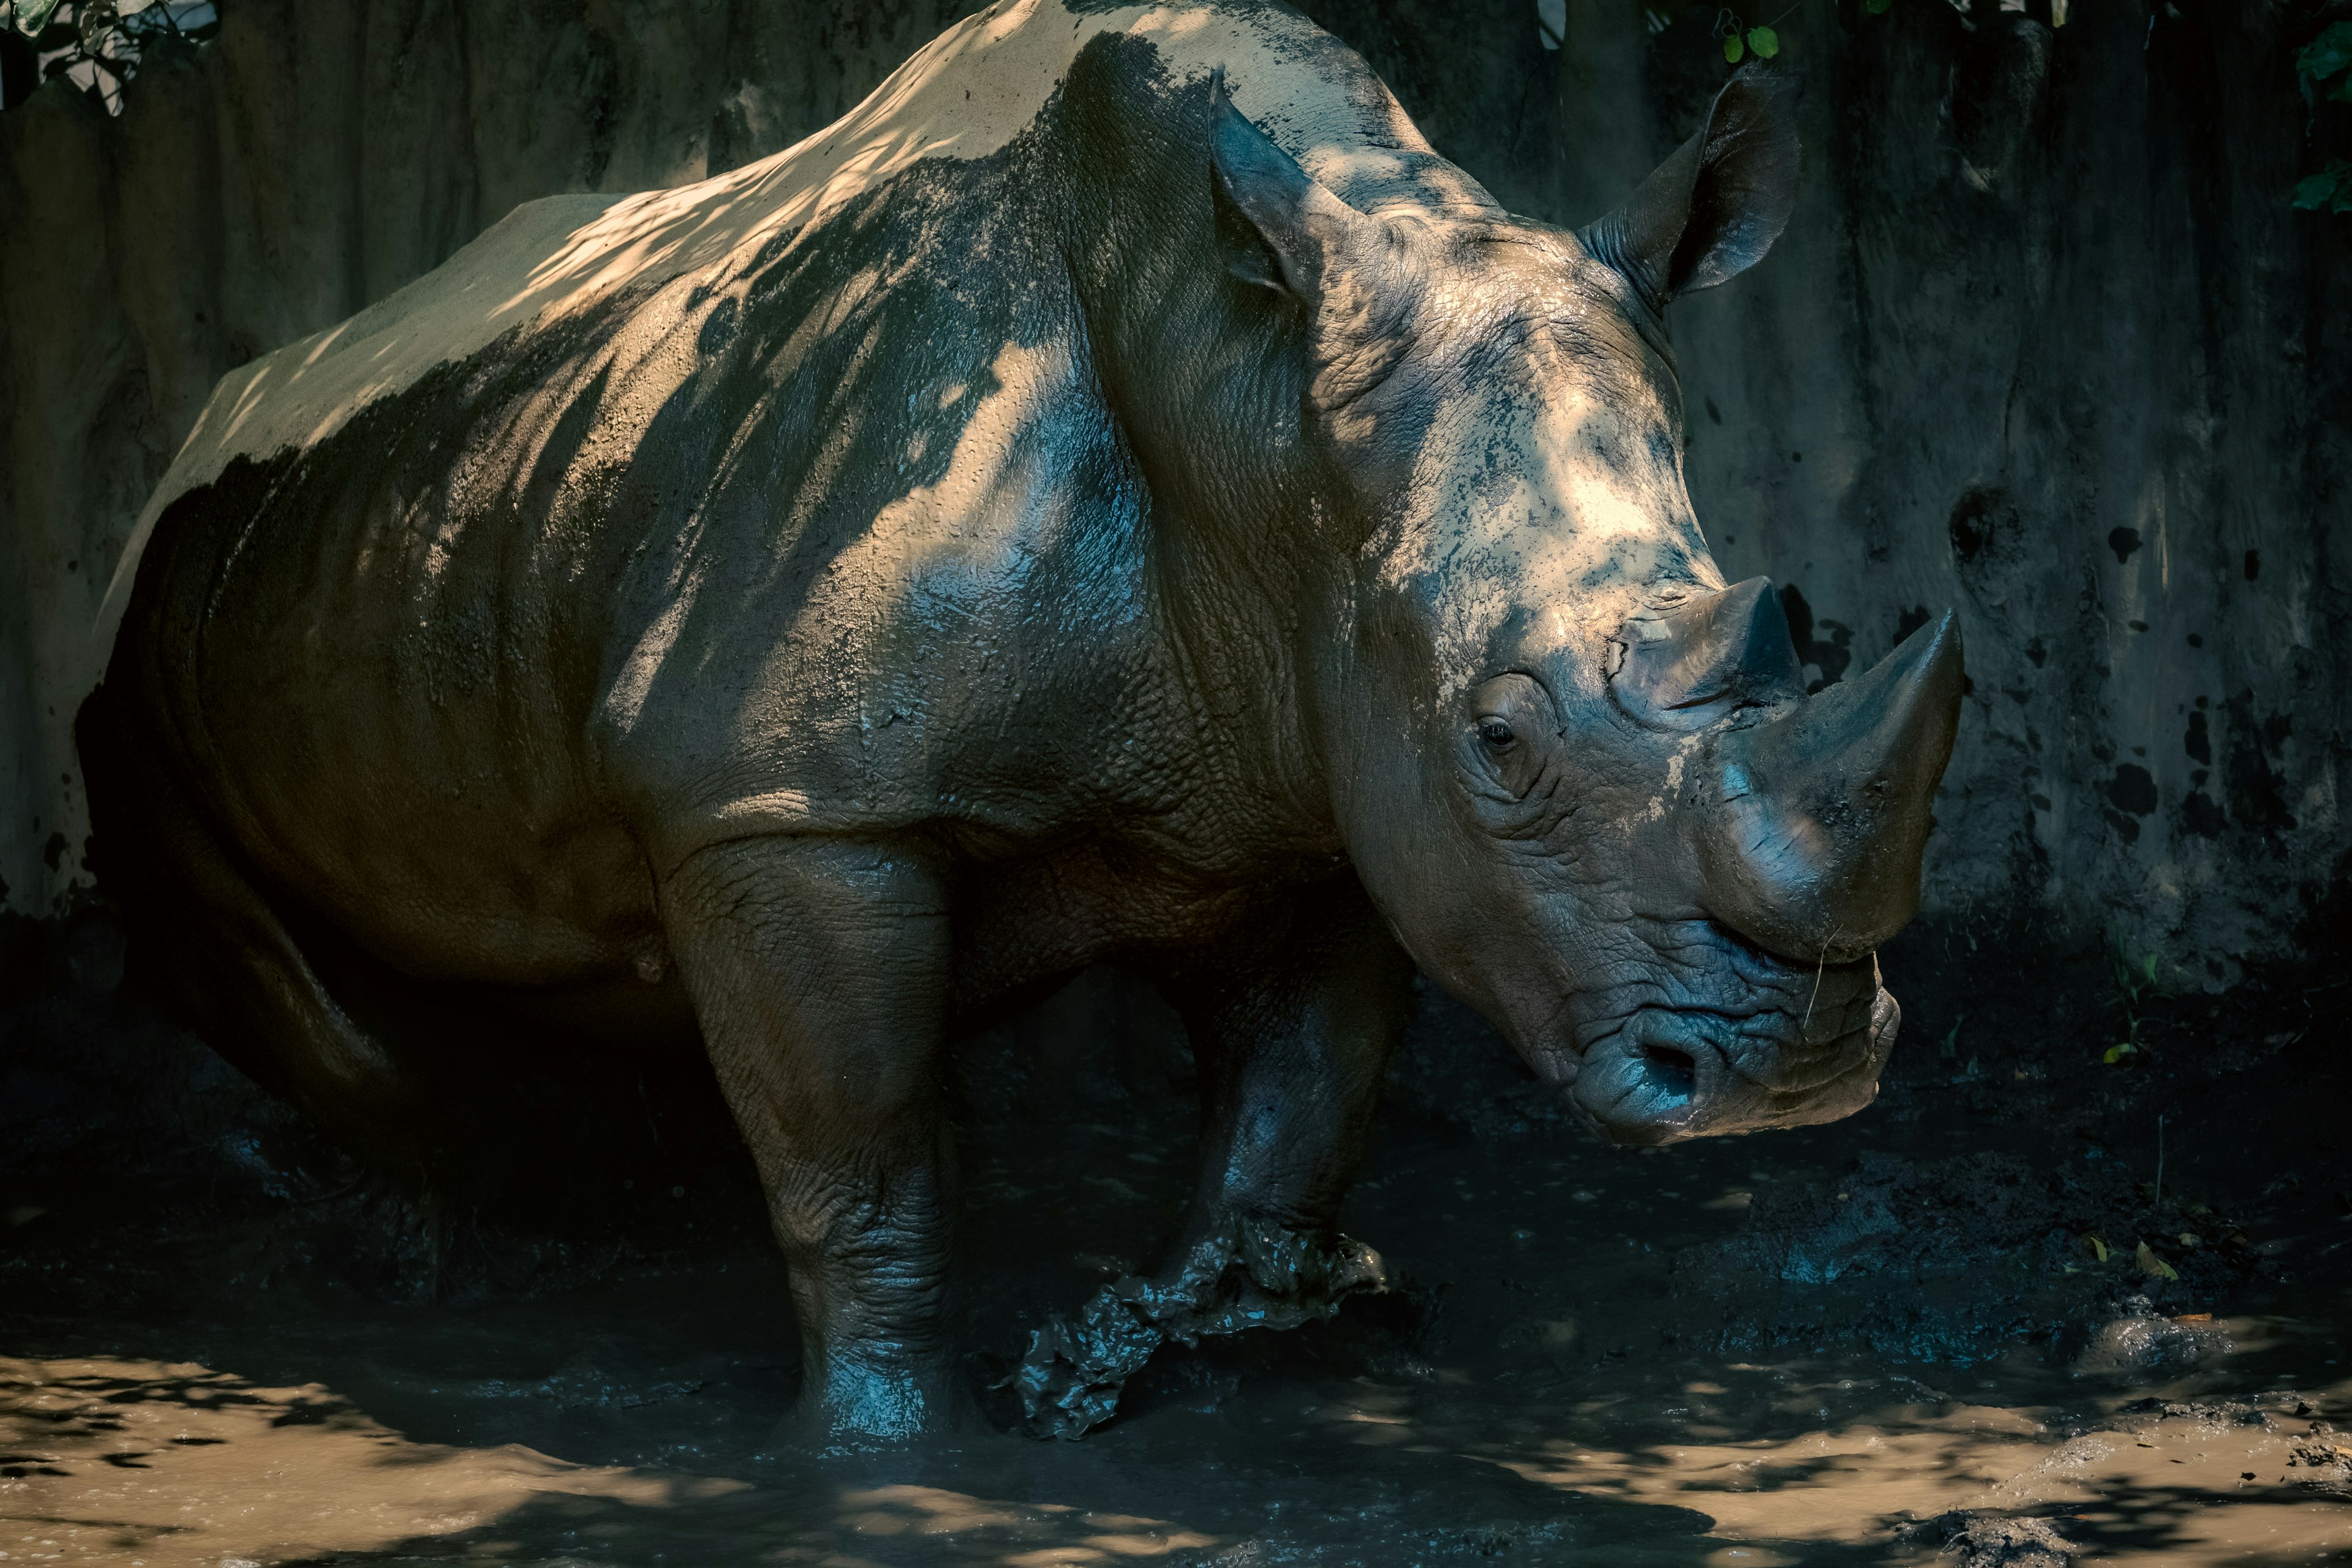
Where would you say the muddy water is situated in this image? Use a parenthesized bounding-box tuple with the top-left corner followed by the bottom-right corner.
(7, 1114, 2351, 1567)
(7, 968, 2352, 1566)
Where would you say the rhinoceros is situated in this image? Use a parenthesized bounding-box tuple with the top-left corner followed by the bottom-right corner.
(81, 0, 1961, 1442)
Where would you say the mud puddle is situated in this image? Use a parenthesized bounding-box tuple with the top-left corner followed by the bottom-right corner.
(8, 1129, 2351, 1564)
(7, 952, 2352, 1564)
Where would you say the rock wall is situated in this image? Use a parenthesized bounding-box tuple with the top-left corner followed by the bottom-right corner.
(4, 0, 2345, 979)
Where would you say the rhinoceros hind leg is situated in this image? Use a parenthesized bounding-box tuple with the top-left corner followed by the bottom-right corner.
(658, 833, 966, 1447)
(79, 684, 431, 1162)
(1003, 875, 1415, 1438)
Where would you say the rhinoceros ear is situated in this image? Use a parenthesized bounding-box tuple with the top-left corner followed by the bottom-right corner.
(1207, 70, 1363, 304)
(1578, 66, 1800, 314)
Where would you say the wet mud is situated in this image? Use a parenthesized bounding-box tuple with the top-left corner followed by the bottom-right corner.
(3, 916, 2351, 1565)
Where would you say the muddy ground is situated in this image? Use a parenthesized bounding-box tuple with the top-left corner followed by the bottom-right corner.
(2, 910, 2350, 1566)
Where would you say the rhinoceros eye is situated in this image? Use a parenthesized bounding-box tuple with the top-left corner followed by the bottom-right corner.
(1467, 673, 1558, 801)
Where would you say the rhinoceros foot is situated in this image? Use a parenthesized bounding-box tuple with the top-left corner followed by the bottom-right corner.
(1000, 1216, 1389, 1439)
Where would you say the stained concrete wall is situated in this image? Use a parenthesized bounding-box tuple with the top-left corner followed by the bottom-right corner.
(5, 0, 2346, 979)
(1673, 1, 2350, 979)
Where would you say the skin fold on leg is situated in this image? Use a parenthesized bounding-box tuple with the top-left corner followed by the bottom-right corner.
(1005, 877, 1416, 1437)
(660, 834, 962, 1445)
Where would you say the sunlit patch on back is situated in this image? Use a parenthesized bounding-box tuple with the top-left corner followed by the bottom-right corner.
(94, 0, 1488, 665)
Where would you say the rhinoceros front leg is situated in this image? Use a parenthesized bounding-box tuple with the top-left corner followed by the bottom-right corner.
(660, 835, 959, 1446)
(1005, 880, 1416, 1437)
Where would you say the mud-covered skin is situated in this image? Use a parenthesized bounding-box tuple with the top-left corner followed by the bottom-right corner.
(85, 1, 1961, 1442)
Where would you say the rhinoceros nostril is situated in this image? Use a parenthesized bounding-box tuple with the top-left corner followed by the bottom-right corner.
(1637, 1043, 1697, 1105)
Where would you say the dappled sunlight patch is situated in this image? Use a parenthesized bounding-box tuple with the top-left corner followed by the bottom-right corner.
(833, 1482, 1223, 1554)
(984, 1512, 1224, 1568)
(0, 1352, 1255, 1566)
(1381, 1354, 2352, 1561)
(1493, 1412, 2060, 1538)
(0, 1355, 744, 1565)
(839, 1482, 1033, 1535)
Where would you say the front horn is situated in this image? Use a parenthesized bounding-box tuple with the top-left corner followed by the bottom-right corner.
(1691, 611, 1964, 962)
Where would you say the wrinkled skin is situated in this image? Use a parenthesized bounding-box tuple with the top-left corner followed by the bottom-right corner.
(81, 1, 1960, 1444)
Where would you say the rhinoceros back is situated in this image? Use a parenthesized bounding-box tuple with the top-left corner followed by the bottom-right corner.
(92, 0, 1489, 987)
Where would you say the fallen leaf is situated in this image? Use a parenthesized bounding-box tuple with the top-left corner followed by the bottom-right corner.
(2137, 1240, 2180, 1281)
(2086, 1234, 2110, 1263)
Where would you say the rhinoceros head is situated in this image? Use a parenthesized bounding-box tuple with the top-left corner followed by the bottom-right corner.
(1206, 70, 1962, 1144)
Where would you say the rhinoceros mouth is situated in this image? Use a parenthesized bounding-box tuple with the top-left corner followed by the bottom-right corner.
(1553, 956, 1899, 1146)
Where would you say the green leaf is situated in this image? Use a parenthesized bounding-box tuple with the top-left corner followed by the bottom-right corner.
(2085, 1234, 2109, 1264)
(1747, 25, 1779, 59)
(1866, 0, 1892, 12)
(2297, 22, 2352, 87)
(2293, 168, 2345, 211)
(1724, 32, 1744, 63)
(13, 0, 60, 37)
(2143, 952, 2159, 982)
